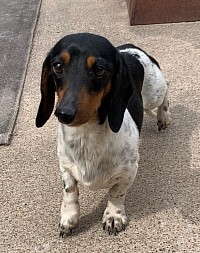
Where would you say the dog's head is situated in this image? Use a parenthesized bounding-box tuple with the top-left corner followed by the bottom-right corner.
(36, 33, 138, 132)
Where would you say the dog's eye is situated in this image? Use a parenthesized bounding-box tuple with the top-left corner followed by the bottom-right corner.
(53, 63, 63, 75)
(94, 65, 106, 77)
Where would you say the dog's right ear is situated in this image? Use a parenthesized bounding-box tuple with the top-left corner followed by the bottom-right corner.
(36, 53, 55, 128)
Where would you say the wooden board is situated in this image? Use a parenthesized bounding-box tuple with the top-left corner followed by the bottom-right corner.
(126, 0, 200, 25)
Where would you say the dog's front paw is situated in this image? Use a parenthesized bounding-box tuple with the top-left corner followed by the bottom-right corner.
(59, 203, 80, 237)
(59, 213, 79, 237)
(102, 208, 128, 235)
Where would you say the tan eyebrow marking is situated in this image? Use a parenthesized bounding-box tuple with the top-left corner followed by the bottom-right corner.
(87, 56, 96, 69)
(60, 51, 71, 64)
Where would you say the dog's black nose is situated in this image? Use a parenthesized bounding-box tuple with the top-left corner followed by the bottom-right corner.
(55, 107, 76, 124)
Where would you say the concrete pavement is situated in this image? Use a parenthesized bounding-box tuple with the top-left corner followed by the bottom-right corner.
(0, 0, 41, 144)
(0, 0, 199, 252)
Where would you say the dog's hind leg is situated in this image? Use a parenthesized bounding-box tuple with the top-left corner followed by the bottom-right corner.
(157, 87, 172, 131)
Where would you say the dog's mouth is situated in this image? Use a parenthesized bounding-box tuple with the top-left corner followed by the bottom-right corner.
(58, 119, 81, 127)
(57, 116, 72, 125)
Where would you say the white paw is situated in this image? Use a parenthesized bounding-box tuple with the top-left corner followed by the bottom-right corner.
(102, 207, 128, 235)
(59, 203, 80, 237)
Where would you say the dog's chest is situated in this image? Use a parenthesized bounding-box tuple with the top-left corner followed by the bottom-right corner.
(57, 116, 139, 190)
(67, 131, 109, 171)
(58, 126, 117, 187)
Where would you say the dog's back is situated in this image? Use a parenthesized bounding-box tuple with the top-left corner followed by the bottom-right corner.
(118, 43, 171, 131)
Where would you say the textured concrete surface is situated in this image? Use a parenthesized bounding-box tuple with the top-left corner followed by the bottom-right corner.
(0, 0, 41, 144)
(0, 0, 199, 252)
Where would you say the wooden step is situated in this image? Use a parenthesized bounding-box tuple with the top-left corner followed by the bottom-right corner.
(126, 0, 200, 25)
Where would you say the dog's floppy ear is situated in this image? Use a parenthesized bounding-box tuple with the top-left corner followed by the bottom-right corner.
(108, 55, 134, 133)
(36, 53, 55, 127)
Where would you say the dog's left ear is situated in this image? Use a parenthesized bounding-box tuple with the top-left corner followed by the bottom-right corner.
(108, 55, 134, 133)
(36, 53, 55, 128)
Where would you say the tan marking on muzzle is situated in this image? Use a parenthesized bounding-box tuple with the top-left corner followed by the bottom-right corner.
(56, 85, 68, 107)
(74, 81, 112, 124)
(102, 81, 111, 100)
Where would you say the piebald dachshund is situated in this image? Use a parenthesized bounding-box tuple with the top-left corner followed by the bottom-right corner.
(36, 33, 171, 236)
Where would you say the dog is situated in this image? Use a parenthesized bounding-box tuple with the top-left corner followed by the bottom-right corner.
(36, 33, 171, 236)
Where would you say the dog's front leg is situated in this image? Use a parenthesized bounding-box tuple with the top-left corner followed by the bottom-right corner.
(59, 169, 80, 237)
(103, 166, 137, 235)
